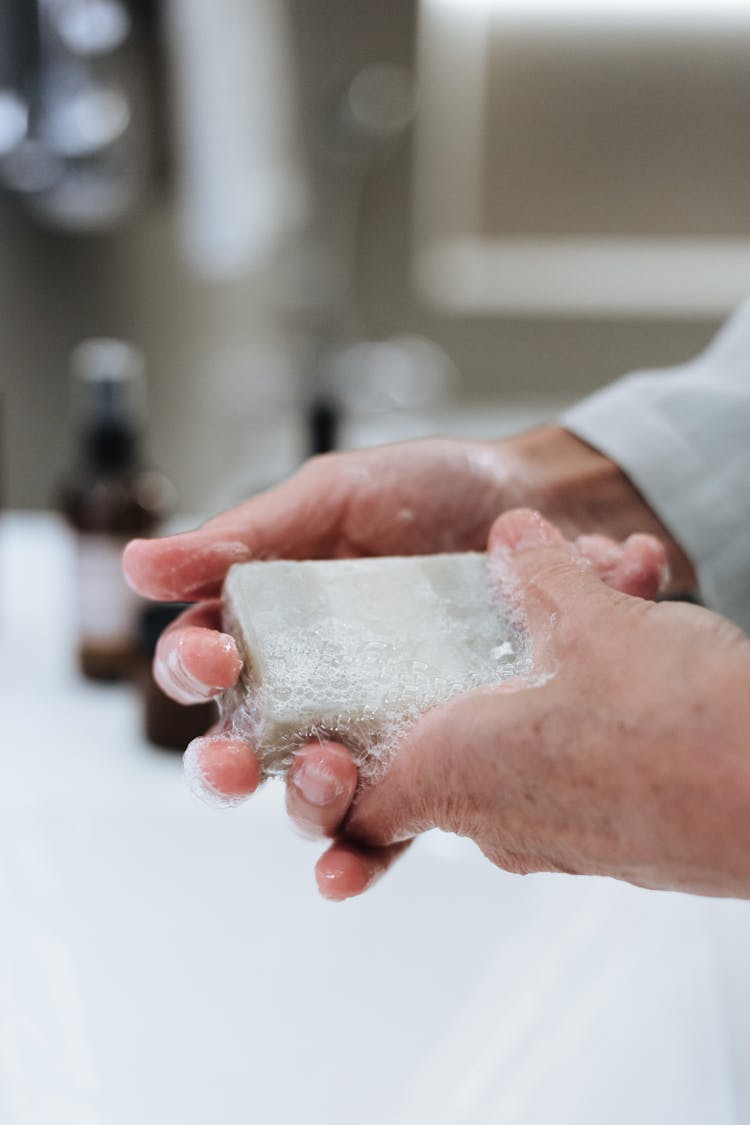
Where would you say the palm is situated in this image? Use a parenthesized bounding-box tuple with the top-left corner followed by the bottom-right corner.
(125, 439, 511, 601)
(307, 439, 509, 558)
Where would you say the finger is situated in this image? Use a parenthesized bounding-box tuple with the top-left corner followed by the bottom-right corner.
(286, 742, 359, 840)
(315, 838, 413, 902)
(154, 600, 242, 704)
(122, 460, 346, 601)
(183, 731, 261, 808)
(575, 532, 668, 600)
(488, 508, 615, 639)
(616, 533, 670, 599)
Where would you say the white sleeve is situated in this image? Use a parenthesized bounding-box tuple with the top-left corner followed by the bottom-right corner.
(561, 299, 750, 632)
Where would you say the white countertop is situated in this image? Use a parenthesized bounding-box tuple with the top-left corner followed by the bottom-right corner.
(2, 514, 750, 1125)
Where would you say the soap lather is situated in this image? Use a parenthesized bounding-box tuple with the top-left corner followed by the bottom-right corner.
(222, 552, 529, 775)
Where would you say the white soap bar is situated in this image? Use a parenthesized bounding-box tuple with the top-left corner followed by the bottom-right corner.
(223, 553, 527, 774)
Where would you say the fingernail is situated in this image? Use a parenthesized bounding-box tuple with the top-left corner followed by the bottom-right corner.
(198, 631, 242, 686)
(315, 856, 370, 901)
(162, 632, 235, 703)
(121, 539, 148, 591)
(183, 738, 249, 810)
(316, 866, 353, 901)
(292, 760, 345, 807)
(162, 637, 211, 703)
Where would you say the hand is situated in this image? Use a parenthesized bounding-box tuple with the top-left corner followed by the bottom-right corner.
(123, 431, 670, 783)
(124, 427, 688, 708)
(121, 432, 703, 896)
(124, 427, 694, 604)
(191, 509, 747, 902)
(303, 510, 750, 902)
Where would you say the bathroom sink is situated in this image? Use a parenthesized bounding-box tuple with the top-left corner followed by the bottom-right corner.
(1, 514, 748, 1125)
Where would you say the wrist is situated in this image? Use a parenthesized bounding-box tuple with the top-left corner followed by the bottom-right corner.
(499, 425, 697, 596)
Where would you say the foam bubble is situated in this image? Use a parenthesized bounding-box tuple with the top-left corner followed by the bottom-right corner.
(220, 553, 539, 779)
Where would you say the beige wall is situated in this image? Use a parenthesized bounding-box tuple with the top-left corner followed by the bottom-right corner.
(2, 0, 725, 510)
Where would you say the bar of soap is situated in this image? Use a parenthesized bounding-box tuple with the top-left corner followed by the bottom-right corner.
(222, 552, 527, 774)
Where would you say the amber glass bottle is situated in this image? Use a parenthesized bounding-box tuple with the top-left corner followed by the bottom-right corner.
(60, 339, 174, 681)
(135, 603, 217, 749)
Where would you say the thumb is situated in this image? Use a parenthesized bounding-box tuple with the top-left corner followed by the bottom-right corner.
(320, 682, 549, 899)
(342, 688, 513, 849)
(488, 508, 617, 641)
(343, 510, 598, 848)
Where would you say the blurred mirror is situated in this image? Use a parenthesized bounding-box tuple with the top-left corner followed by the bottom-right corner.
(415, 0, 750, 315)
